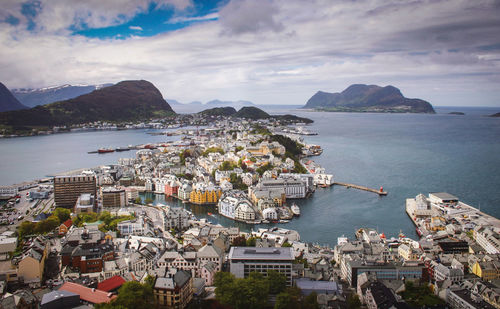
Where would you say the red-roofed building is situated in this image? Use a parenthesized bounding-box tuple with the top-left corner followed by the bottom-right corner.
(98, 275, 126, 292)
(59, 219, 73, 235)
(59, 282, 116, 304)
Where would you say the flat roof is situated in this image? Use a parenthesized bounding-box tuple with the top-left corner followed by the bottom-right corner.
(430, 192, 458, 201)
(229, 247, 293, 261)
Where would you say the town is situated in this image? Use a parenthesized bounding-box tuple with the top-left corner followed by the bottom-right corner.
(0, 116, 499, 309)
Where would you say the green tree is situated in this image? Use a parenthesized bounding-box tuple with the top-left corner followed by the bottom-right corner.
(303, 292, 319, 309)
(267, 270, 287, 295)
(214, 272, 237, 306)
(282, 242, 292, 247)
(18, 221, 35, 238)
(145, 198, 154, 204)
(274, 287, 301, 309)
(347, 293, 361, 309)
(53, 208, 71, 223)
(246, 236, 257, 247)
(96, 281, 154, 309)
(134, 197, 142, 204)
(98, 211, 113, 225)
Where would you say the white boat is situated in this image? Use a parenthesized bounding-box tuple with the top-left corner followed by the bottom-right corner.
(291, 203, 300, 216)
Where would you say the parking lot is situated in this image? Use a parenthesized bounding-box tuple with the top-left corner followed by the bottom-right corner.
(0, 188, 54, 232)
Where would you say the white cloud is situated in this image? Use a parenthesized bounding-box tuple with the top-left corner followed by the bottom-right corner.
(129, 25, 143, 31)
(0, 0, 500, 107)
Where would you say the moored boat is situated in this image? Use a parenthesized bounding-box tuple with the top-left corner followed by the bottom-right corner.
(291, 203, 300, 216)
(98, 148, 114, 153)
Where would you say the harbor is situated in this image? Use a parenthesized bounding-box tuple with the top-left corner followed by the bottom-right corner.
(333, 181, 387, 196)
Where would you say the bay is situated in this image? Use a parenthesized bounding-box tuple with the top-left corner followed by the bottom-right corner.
(1, 106, 499, 246)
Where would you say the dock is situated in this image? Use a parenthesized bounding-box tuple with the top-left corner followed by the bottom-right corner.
(333, 182, 387, 196)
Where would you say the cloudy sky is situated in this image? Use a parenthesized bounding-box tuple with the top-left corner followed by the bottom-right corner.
(1, 0, 500, 106)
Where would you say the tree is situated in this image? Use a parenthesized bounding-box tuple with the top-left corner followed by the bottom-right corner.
(347, 293, 361, 309)
(53, 208, 71, 222)
(215, 272, 269, 309)
(134, 197, 142, 204)
(282, 242, 292, 247)
(246, 236, 257, 247)
(18, 221, 35, 238)
(267, 270, 287, 294)
(303, 292, 319, 309)
(274, 287, 301, 309)
(145, 197, 154, 204)
(96, 281, 154, 309)
(232, 235, 247, 247)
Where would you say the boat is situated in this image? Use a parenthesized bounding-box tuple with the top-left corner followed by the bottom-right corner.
(115, 147, 130, 152)
(98, 148, 114, 153)
(279, 220, 290, 223)
(291, 203, 300, 216)
(207, 212, 213, 216)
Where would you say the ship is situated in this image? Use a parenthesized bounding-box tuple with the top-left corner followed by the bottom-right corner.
(98, 148, 114, 153)
(291, 203, 300, 216)
(115, 147, 130, 152)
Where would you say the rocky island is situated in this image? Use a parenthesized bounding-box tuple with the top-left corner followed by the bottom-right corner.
(303, 84, 435, 113)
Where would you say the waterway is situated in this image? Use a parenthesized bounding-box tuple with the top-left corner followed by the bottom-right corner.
(1, 106, 499, 246)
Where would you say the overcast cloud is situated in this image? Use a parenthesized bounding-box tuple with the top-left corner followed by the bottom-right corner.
(0, 0, 499, 106)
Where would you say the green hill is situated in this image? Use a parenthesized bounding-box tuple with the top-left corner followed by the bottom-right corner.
(0, 80, 175, 130)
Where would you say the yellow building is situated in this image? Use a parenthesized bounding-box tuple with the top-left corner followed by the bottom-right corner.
(471, 261, 500, 281)
(189, 188, 222, 205)
(17, 237, 49, 283)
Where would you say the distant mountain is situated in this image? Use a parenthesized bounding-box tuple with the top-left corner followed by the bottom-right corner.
(12, 83, 113, 108)
(0, 82, 28, 112)
(234, 106, 270, 119)
(205, 99, 255, 108)
(303, 84, 435, 113)
(199, 107, 237, 116)
(232, 106, 313, 123)
(0, 80, 174, 129)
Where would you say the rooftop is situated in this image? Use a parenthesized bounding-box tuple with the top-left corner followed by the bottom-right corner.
(229, 247, 293, 261)
(59, 282, 116, 304)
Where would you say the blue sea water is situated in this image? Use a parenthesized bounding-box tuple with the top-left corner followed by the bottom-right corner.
(1, 106, 499, 246)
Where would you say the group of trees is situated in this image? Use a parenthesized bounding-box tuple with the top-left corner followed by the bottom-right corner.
(231, 235, 259, 247)
(71, 211, 135, 233)
(215, 271, 318, 309)
(229, 173, 248, 190)
(18, 207, 71, 238)
(95, 278, 155, 309)
(202, 147, 224, 156)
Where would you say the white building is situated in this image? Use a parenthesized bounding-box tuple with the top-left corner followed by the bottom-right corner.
(474, 226, 500, 254)
(257, 178, 307, 199)
(218, 190, 257, 222)
(228, 247, 294, 286)
(163, 206, 191, 231)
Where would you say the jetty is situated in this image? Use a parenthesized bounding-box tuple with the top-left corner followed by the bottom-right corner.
(333, 182, 387, 196)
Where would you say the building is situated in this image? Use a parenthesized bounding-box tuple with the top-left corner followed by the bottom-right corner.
(165, 180, 179, 197)
(218, 190, 257, 222)
(163, 206, 191, 231)
(475, 226, 500, 254)
(189, 184, 221, 205)
(178, 183, 192, 201)
(40, 290, 80, 309)
(17, 236, 49, 284)
(257, 178, 307, 199)
(74, 193, 96, 214)
(54, 175, 97, 208)
(153, 268, 193, 309)
(435, 263, 464, 284)
(58, 282, 116, 305)
(447, 288, 496, 309)
(58, 219, 73, 235)
(0, 186, 18, 197)
(228, 247, 294, 286)
(101, 186, 127, 208)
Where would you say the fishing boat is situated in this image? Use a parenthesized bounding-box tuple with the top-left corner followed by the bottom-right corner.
(291, 203, 300, 216)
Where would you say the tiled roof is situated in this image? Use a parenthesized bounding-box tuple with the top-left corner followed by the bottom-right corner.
(97, 275, 126, 292)
(59, 282, 116, 304)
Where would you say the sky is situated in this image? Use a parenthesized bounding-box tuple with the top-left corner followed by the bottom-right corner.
(1, 0, 500, 107)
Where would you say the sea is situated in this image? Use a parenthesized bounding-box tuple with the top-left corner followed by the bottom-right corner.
(1, 106, 499, 247)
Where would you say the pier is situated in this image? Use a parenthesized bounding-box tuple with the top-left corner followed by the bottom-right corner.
(333, 182, 387, 196)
